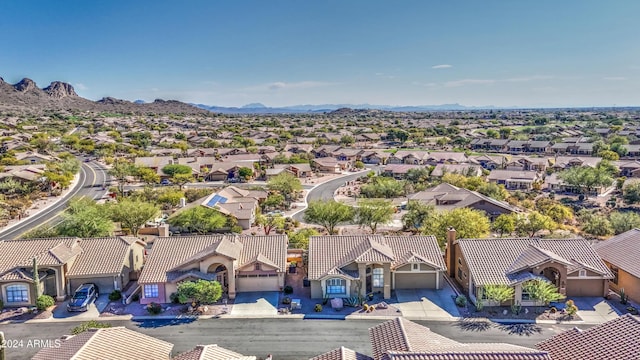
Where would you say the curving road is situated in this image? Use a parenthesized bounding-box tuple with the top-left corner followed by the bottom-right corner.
(0, 160, 110, 239)
(292, 169, 377, 222)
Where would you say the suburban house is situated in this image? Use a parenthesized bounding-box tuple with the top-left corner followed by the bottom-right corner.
(487, 169, 540, 190)
(0, 164, 46, 184)
(545, 173, 612, 196)
(268, 163, 313, 178)
(199, 186, 267, 229)
(409, 183, 518, 220)
(470, 139, 509, 152)
(312, 157, 341, 173)
(470, 154, 507, 170)
(360, 150, 388, 165)
(307, 235, 446, 300)
(382, 164, 422, 179)
(135, 156, 176, 176)
(174, 345, 256, 360)
(138, 235, 287, 302)
(32, 327, 174, 360)
(595, 228, 640, 303)
(617, 160, 640, 177)
(15, 151, 56, 164)
(366, 318, 549, 360)
(551, 156, 602, 170)
(203, 161, 257, 182)
(536, 314, 640, 360)
(0, 237, 145, 307)
(311, 347, 372, 360)
(445, 230, 613, 306)
(429, 163, 482, 177)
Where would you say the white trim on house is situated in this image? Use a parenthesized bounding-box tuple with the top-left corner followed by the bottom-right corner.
(566, 276, 604, 280)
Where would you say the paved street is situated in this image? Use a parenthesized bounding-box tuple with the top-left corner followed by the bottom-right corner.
(0, 160, 110, 239)
(1, 318, 591, 360)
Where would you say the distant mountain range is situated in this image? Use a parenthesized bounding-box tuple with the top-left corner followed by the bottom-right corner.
(192, 102, 497, 114)
(0, 76, 208, 115)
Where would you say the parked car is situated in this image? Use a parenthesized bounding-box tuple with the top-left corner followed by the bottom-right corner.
(67, 283, 99, 312)
(160, 179, 171, 186)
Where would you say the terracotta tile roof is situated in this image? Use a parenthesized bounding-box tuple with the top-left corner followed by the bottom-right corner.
(0, 237, 81, 276)
(456, 238, 612, 286)
(594, 228, 640, 278)
(310, 346, 373, 360)
(536, 314, 640, 360)
(67, 237, 142, 277)
(370, 318, 549, 360)
(173, 344, 255, 360)
(308, 236, 445, 280)
(139, 235, 287, 284)
(32, 327, 173, 360)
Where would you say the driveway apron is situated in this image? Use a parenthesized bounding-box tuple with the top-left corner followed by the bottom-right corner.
(230, 291, 279, 317)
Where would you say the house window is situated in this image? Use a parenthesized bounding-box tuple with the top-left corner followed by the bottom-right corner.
(326, 278, 346, 295)
(372, 268, 384, 287)
(457, 268, 463, 280)
(611, 266, 619, 285)
(579, 270, 586, 277)
(521, 286, 531, 300)
(144, 284, 159, 298)
(412, 264, 419, 271)
(458, 258, 462, 265)
(6, 284, 29, 303)
(254, 263, 261, 271)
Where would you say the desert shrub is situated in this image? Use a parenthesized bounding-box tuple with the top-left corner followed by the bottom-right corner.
(71, 320, 111, 335)
(36, 295, 54, 310)
(314, 304, 323, 312)
(282, 297, 292, 305)
(146, 302, 162, 314)
(455, 295, 467, 307)
(283, 285, 293, 295)
(565, 300, 578, 316)
(108, 290, 122, 301)
(363, 304, 370, 312)
(132, 293, 140, 302)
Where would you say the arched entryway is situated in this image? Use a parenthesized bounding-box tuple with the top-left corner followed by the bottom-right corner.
(541, 267, 561, 289)
(207, 264, 228, 293)
(42, 269, 57, 297)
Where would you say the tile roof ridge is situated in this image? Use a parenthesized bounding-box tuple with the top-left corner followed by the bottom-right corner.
(71, 327, 102, 358)
(397, 318, 412, 352)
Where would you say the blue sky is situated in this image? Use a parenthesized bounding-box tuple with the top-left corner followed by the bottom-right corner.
(1, 0, 639, 107)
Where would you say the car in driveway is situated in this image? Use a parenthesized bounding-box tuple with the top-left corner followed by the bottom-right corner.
(67, 283, 99, 312)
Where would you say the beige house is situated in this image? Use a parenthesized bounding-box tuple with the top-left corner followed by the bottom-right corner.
(0, 237, 145, 307)
(33, 327, 174, 360)
(595, 228, 640, 303)
(138, 235, 287, 303)
(446, 230, 612, 306)
(307, 235, 446, 300)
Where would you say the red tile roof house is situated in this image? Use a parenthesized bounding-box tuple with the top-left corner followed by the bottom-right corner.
(0, 237, 145, 307)
(307, 235, 446, 300)
(536, 314, 640, 360)
(32, 326, 174, 360)
(445, 229, 613, 306)
(315, 317, 550, 360)
(595, 228, 640, 303)
(138, 235, 287, 302)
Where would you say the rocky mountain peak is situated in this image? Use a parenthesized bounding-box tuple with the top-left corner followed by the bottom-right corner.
(14, 78, 38, 92)
(43, 81, 77, 98)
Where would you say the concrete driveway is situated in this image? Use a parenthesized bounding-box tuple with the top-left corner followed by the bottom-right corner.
(570, 297, 621, 324)
(230, 291, 279, 317)
(395, 283, 461, 320)
(52, 294, 110, 320)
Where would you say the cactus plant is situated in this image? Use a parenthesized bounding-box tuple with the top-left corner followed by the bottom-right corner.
(620, 288, 628, 305)
(314, 304, 322, 312)
(0, 331, 5, 360)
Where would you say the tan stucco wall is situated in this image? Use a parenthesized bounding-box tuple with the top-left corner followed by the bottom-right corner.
(607, 265, 640, 303)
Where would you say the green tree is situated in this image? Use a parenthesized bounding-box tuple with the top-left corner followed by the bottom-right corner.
(267, 172, 302, 203)
(303, 200, 354, 234)
(623, 182, 640, 204)
(136, 167, 160, 185)
(515, 211, 557, 237)
(360, 177, 405, 198)
(406, 167, 430, 184)
(161, 164, 192, 176)
(609, 211, 640, 235)
(107, 199, 159, 236)
(256, 214, 285, 235)
(157, 189, 184, 207)
(544, 204, 574, 225)
(171, 173, 195, 190)
(168, 206, 227, 234)
(238, 167, 253, 181)
(339, 135, 355, 146)
(175, 280, 222, 304)
(598, 150, 619, 161)
(483, 284, 515, 305)
(109, 160, 137, 195)
(288, 228, 319, 249)
(57, 198, 114, 237)
(499, 127, 512, 139)
(477, 182, 509, 201)
(355, 198, 395, 234)
(421, 208, 491, 247)
(558, 165, 614, 199)
(402, 201, 435, 233)
(492, 213, 517, 237)
(263, 193, 285, 210)
(522, 279, 565, 313)
(578, 209, 613, 237)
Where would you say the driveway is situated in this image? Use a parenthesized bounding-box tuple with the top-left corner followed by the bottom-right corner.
(395, 282, 461, 320)
(230, 291, 279, 317)
(52, 294, 110, 320)
(570, 297, 621, 324)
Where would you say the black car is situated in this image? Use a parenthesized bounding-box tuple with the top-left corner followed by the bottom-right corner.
(67, 283, 99, 312)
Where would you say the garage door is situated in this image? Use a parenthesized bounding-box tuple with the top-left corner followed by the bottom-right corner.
(394, 273, 436, 289)
(69, 277, 115, 295)
(237, 275, 279, 292)
(566, 279, 604, 297)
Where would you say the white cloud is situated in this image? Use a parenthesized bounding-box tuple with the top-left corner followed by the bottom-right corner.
(244, 81, 336, 92)
(432, 64, 453, 69)
(74, 83, 87, 90)
(603, 76, 626, 81)
(412, 81, 437, 87)
(444, 79, 495, 87)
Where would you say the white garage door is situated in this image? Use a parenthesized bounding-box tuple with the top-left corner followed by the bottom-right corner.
(237, 275, 279, 292)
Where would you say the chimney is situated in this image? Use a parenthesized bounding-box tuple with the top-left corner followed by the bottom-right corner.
(446, 227, 456, 278)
